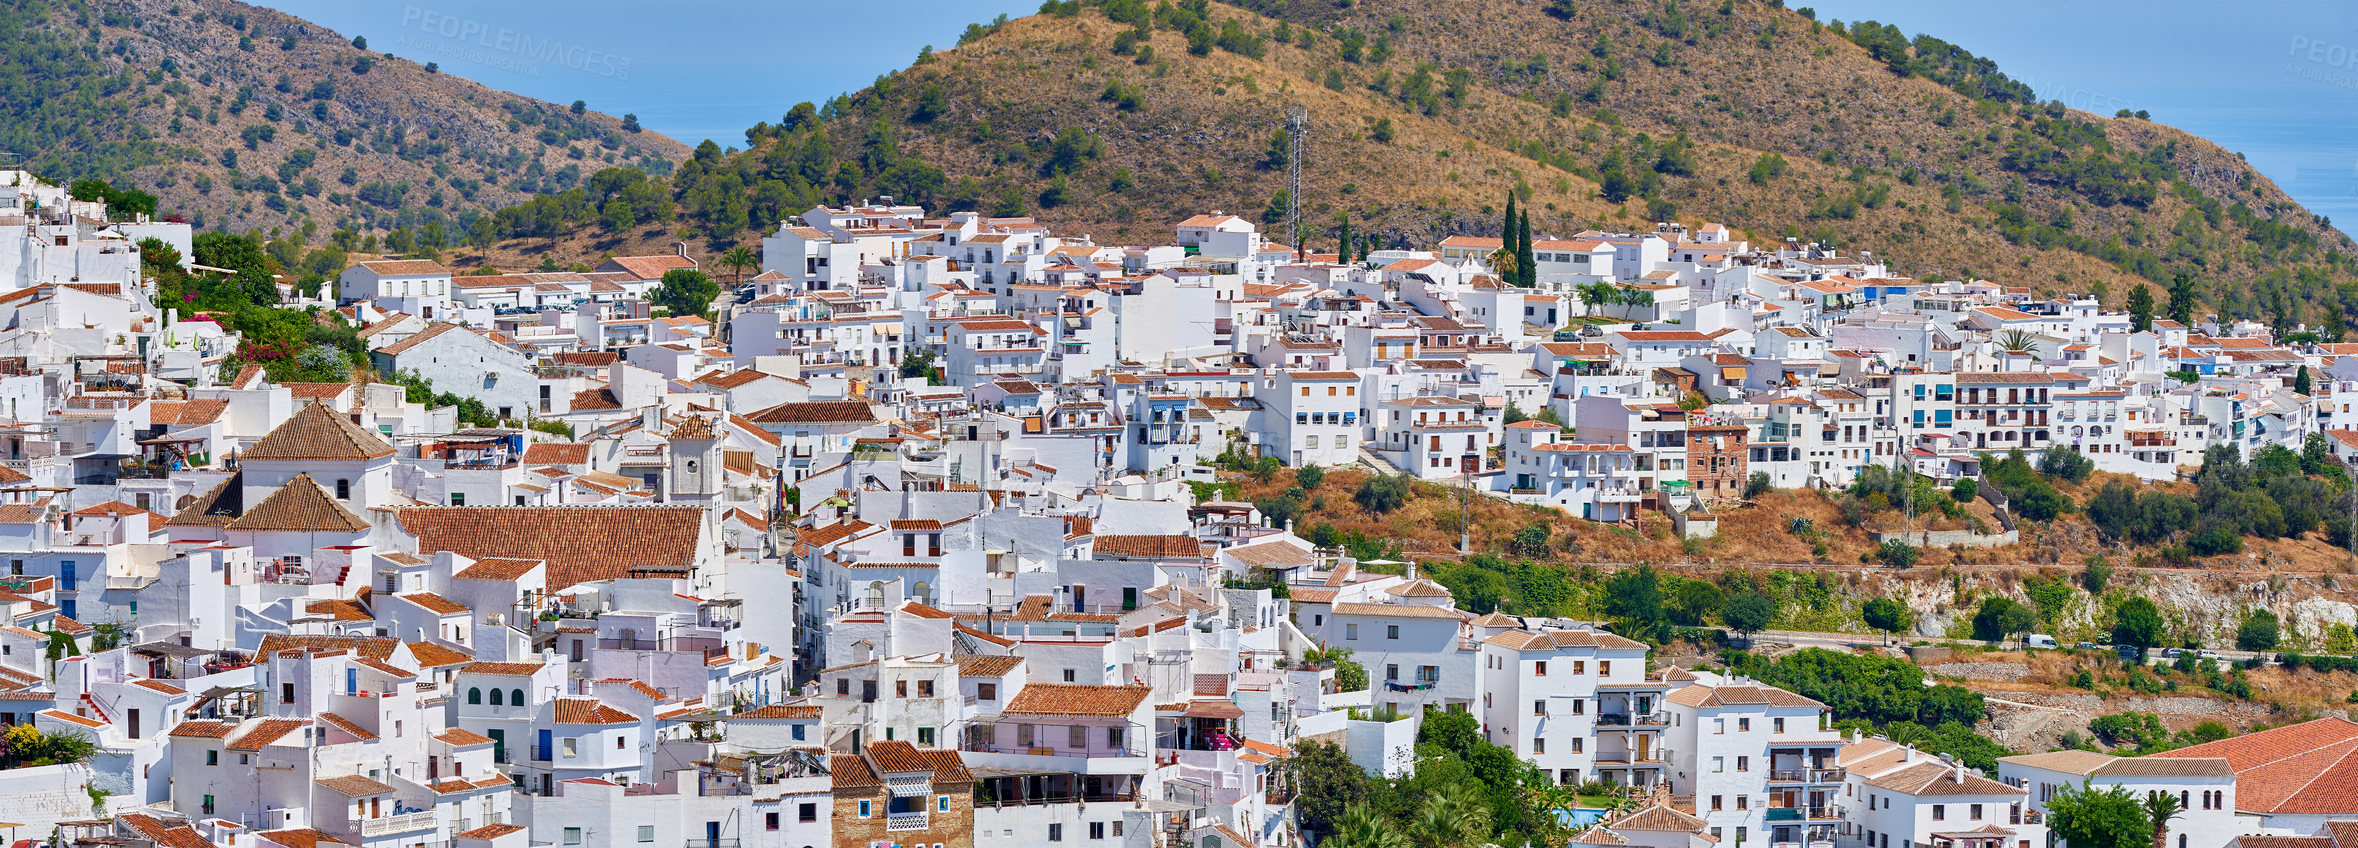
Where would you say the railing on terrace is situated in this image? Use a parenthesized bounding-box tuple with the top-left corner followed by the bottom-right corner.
(974, 792, 1136, 808)
(885, 812, 929, 832)
(685, 840, 742, 848)
(961, 742, 1147, 759)
(358, 811, 438, 837)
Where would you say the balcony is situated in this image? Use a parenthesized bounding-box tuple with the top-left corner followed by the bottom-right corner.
(359, 811, 438, 837)
(1766, 807, 1837, 822)
(1597, 712, 1670, 727)
(886, 812, 930, 832)
(685, 841, 742, 848)
(1769, 768, 1846, 783)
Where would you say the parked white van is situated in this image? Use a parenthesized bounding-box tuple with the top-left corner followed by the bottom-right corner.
(2023, 634, 2059, 649)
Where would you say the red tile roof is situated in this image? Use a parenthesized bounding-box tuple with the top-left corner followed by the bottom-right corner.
(395, 506, 706, 590)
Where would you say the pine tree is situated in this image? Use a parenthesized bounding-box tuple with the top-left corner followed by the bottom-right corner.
(1515, 209, 1538, 288)
(2126, 282, 2155, 333)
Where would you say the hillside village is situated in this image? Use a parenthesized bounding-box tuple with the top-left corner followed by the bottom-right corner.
(4, 154, 2358, 848)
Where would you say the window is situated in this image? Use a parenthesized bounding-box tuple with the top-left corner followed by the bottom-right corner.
(1773, 717, 1785, 733)
(1534, 661, 1547, 676)
(1599, 661, 1611, 675)
(336, 478, 351, 500)
(1108, 727, 1126, 749)
(978, 683, 997, 701)
(1570, 738, 1582, 753)
(1092, 823, 1108, 840)
(1712, 757, 1724, 773)
(1050, 824, 1065, 842)
(838, 679, 850, 696)
(766, 814, 780, 831)
(1737, 756, 1748, 771)
(564, 829, 583, 845)
(282, 683, 296, 703)
(1346, 624, 1358, 640)
(1933, 805, 1946, 821)
(1062, 669, 1076, 682)
(469, 688, 481, 705)
(1711, 796, 1723, 811)
(1533, 737, 1544, 754)
(918, 680, 934, 698)
(940, 796, 951, 812)
(1713, 718, 1725, 734)
(206, 750, 218, 766)
(638, 826, 654, 843)
(1387, 625, 1400, 640)
(799, 803, 818, 822)
(1533, 701, 1546, 716)
(1572, 661, 1585, 674)
(563, 738, 578, 758)
(1070, 726, 1088, 749)
(1736, 797, 1748, 810)
(617, 736, 626, 749)
(897, 681, 909, 698)
(1971, 804, 1983, 820)
(859, 800, 872, 818)
(1571, 699, 1584, 715)
(792, 724, 805, 741)
(1738, 718, 1750, 732)
(1385, 664, 1399, 681)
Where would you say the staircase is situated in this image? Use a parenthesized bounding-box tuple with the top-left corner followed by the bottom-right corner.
(334, 565, 352, 587)
(78, 692, 110, 723)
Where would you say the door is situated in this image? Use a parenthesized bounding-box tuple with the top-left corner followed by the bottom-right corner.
(536, 729, 552, 760)
(705, 822, 721, 848)
(488, 729, 506, 761)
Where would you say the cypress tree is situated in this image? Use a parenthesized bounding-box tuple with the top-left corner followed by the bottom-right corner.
(1516, 208, 1538, 288)
(1501, 193, 1520, 279)
(1337, 214, 1354, 265)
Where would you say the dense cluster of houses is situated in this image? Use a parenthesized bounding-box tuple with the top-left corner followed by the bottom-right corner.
(0, 169, 2354, 848)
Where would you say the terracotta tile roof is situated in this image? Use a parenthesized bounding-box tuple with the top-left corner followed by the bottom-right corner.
(1094, 535, 1206, 559)
(955, 655, 1024, 676)
(226, 473, 370, 532)
(317, 712, 378, 741)
(1331, 601, 1464, 620)
(257, 828, 354, 848)
(257, 635, 400, 661)
(436, 727, 497, 746)
(135, 678, 186, 695)
(1861, 760, 2021, 796)
(460, 661, 544, 677)
(303, 599, 371, 622)
(242, 402, 396, 461)
(1000, 683, 1152, 717)
(864, 739, 973, 783)
(552, 697, 636, 724)
(1611, 803, 1710, 832)
(120, 814, 215, 848)
(454, 558, 542, 581)
(71, 500, 168, 523)
(570, 388, 622, 410)
(281, 382, 352, 400)
(600, 254, 697, 280)
(404, 641, 474, 667)
(2151, 717, 2358, 813)
(457, 824, 526, 839)
(373, 322, 472, 357)
(166, 474, 243, 526)
(831, 753, 882, 789)
(227, 718, 307, 751)
(521, 443, 591, 465)
(357, 260, 451, 276)
(395, 506, 707, 589)
(744, 399, 875, 424)
(396, 592, 470, 615)
(169, 719, 236, 738)
(733, 703, 822, 719)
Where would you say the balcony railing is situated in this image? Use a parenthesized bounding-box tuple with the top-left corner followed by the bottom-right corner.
(1766, 807, 1836, 821)
(1598, 712, 1670, 727)
(885, 812, 929, 832)
(685, 840, 741, 848)
(359, 811, 438, 837)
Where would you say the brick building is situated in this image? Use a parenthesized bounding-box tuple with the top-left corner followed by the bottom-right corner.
(831, 740, 975, 848)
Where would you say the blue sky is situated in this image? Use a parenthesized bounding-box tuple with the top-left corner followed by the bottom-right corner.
(259, 1, 2358, 237)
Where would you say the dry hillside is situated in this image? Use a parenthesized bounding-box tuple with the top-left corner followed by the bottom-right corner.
(499, 0, 2356, 325)
(1, 0, 686, 235)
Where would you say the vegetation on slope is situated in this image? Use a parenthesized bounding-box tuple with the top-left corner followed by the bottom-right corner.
(0, 0, 684, 238)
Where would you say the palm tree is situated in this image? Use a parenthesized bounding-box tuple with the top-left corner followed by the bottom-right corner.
(2143, 790, 2183, 848)
(1488, 246, 1519, 282)
(1411, 784, 1492, 848)
(719, 245, 758, 285)
(1999, 328, 2038, 355)
(1328, 803, 1409, 848)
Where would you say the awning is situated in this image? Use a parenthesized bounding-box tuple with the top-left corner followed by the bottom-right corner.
(1180, 700, 1244, 719)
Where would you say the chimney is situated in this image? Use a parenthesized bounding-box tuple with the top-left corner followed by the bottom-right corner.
(673, 241, 689, 259)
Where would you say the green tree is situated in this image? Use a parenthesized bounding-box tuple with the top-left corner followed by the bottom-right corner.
(1295, 465, 1326, 490)
(2048, 782, 2152, 848)
(1354, 473, 1411, 514)
(2142, 791, 2184, 848)
(1876, 539, 1920, 568)
(650, 268, 719, 317)
(718, 245, 758, 285)
(1603, 564, 1665, 640)
(1509, 523, 1551, 558)
(1721, 591, 1776, 640)
(1972, 596, 2037, 642)
(2295, 366, 2313, 397)
(2112, 597, 2165, 655)
(1514, 206, 1537, 288)
(2237, 608, 2281, 652)
(1862, 597, 1914, 638)
(2126, 282, 2155, 333)
(1292, 741, 1372, 839)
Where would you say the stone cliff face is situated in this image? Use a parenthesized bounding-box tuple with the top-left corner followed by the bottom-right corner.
(1735, 567, 2358, 649)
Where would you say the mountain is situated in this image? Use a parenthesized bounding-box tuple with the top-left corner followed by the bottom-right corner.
(483, 0, 2357, 329)
(0, 0, 687, 236)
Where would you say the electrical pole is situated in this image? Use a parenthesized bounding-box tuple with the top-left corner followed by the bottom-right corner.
(1285, 104, 1308, 262)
